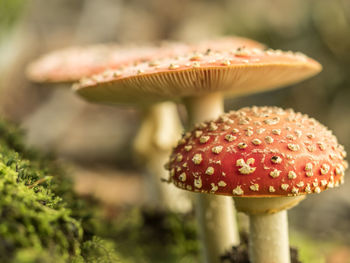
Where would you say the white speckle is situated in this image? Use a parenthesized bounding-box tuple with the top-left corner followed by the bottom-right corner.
(291, 187, 299, 195)
(320, 164, 330, 175)
(239, 118, 250, 125)
(113, 71, 122, 77)
(176, 154, 183, 162)
(210, 183, 218, 192)
(296, 182, 304, 188)
(314, 187, 321, 194)
(288, 171, 297, 179)
(305, 184, 312, 193)
(218, 181, 227, 187)
(219, 116, 228, 123)
(306, 171, 314, 177)
(305, 163, 313, 171)
(270, 169, 281, 178)
(335, 165, 345, 175)
(238, 142, 248, 149)
(252, 138, 262, 145)
(184, 145, 192, 152)
(269, 186, 276, 192)
(194, 177, 202, 188)
(306, 133, 315, 139)
(236, 158, 256, 174)
(192, 62, 201, 68)
(272, 129, 281, 135)
(199, 136, 210, 144)
(317, 142, 326, 151)
(195, 130, 203, 138)
(288, 143, 300, 151)
(281, 184, 289, 191)
(212, 146, 223, 154)
(286, 134, 295, 140)
(250, 184, 259, 191)
(169, 63, 179, 70)
(205, 167, 214, 175)
(265, 136, 274, 144)
(245, 128, 253, 136)
(148, 60, 160, 67)
(295, 130, 302, 137)
(222, 59, 231, 66)
(286, 154, 293, 160)
(321, 180, 328, 186)
(329, 153, 337, 160)
(264, 117, 280, 125)
(271, 156, 282, 164)
(225, 134, 237, 142)
(192, 154, 203, 165)
(257, 128, 266, 134)
(179, 172, 186, 182)
(232, 186, 244, 195)
(307, 145, 316, 152)
(232, 128, 239, 134)
(209, 122, 218, 131)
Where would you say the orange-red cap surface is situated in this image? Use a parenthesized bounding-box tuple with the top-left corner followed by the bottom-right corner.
(26, 37, 264, 84)
(74, 48, 321, 105)
(26, 45, 160, 83)
(167, 106, 347, 197)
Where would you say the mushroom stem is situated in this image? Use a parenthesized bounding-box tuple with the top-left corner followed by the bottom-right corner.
(196, 194, 240, 263)
(184, 92, 224, 129)
(249, 210, 290, 263)
(184, 92, 240, 263)
(134, 102, 192, 212)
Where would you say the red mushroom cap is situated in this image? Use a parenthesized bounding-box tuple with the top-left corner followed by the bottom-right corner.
(26, 45, 161, 83)
(167, 106, 347, 197)
(74, 48, 321, 105)
(26, 37, 264, 84)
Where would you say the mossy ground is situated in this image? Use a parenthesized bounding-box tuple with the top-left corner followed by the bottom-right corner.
(0, 119, 124, 262)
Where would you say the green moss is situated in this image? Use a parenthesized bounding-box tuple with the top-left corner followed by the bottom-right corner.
(0, 118, 201, 262)
(99, 208, 199, 263)
(0, 146, 82, 262)
(0, 118, 124, 262)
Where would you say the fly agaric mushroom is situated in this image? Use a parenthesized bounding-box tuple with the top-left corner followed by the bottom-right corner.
(167, 106, 347, 263)
(74, 45, 322, 263)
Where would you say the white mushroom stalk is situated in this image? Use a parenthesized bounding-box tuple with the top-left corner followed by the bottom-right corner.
(235, 197, 304, 263)
(134, 102, 192, 212)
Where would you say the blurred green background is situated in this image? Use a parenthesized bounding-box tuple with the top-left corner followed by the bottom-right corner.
(0, 0, 350, 262)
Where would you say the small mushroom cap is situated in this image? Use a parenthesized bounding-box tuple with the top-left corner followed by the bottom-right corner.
(25, 44, 161, 83)
(74, 48, 321, 106)
(26, 37, 264, 84)
(167, 106, 347, 197)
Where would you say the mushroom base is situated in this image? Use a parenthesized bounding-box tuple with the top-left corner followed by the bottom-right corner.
(233, 196, 305, 215)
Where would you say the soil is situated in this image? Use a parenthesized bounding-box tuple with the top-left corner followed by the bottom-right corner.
(220, 234, 301, 263)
